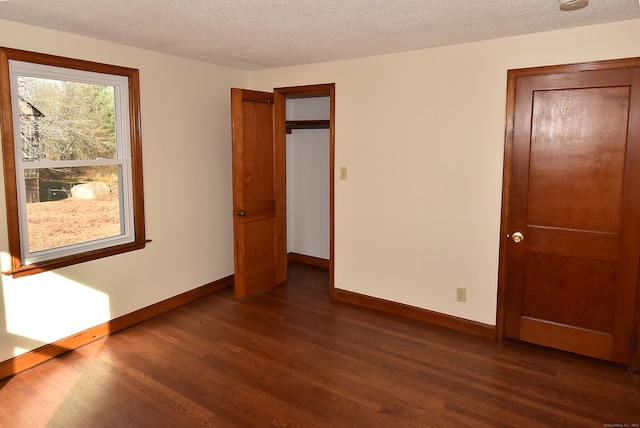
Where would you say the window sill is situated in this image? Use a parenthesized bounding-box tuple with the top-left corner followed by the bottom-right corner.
(2, 239, 151, 278)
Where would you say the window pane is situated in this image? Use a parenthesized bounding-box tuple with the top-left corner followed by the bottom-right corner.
(17, 76, 116, 162)
(25, 165, 123, 253)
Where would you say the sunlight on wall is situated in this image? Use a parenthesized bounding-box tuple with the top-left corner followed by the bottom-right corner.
(13, 347, 29, 356)
(1, 252, 110, 359)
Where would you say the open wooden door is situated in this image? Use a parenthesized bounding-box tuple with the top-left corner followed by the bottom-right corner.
(231, 88, 286, 299)
(499, 59, 640, 367)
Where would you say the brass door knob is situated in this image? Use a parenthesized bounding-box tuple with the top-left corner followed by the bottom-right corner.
(512, 231, 524, 243)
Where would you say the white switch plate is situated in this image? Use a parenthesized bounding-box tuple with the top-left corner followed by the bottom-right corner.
(456, 287, 467, 303)
(340, 167, 348, 180)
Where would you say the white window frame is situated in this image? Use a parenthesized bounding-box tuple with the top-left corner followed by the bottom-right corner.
(9, 61, 136, 264)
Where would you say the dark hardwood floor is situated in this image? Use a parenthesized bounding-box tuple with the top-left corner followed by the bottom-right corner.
(0, 263, 639, 427)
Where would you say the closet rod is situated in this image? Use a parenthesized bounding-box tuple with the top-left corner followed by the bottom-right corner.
(286, 120, 330, 133)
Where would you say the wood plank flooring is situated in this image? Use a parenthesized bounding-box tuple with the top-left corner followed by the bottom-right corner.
(0, 263, 639, 427)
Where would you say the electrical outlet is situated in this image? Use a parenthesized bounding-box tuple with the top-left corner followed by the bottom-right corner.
(456, 287, 467, 303)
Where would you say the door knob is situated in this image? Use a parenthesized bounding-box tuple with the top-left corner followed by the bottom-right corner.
(511, 231, 524, 243)
(237, 210, 247, 217)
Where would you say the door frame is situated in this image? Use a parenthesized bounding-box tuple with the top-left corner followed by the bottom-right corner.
(274, 83, 336, 296)
(495, 57, 640, 372)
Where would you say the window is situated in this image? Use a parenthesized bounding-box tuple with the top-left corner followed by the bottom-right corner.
(0, 48, 146, 277)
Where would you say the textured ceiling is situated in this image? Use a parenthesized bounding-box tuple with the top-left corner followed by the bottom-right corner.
(0, 0, 639, 70)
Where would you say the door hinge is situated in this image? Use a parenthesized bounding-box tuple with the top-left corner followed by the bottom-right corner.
(632, 335, 637, 351)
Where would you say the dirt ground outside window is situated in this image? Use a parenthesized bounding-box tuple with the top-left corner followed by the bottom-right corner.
(26, 190, 121, 252)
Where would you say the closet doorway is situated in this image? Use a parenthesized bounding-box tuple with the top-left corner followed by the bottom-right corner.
(231, 84, 335, 299)
(284, 96, 331, 262)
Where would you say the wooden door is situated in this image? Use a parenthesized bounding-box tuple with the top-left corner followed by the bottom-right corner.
(231, 88, 286, 299)
(500, 59, 640, 365)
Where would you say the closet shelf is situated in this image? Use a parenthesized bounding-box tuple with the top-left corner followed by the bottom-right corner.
(286, 120, 330, 133)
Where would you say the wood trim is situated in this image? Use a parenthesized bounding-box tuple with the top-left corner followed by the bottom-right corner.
(501, 57, 640, 78)
(272, 90, 288, 286)
(287, 252, 330, 269)
(129, 67, 146, 260)
(327, 84, 336, 299)
(0, 275, 234, 380)
(0, 48, 23, 273)
(4, 240, 149, 278)
(274, 83, 335, 98)
(334, 288, 496, 339)
(495, 67, 518, 342)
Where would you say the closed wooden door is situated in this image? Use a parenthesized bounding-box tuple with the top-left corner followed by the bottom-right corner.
(500, 59, 640, 365)
(231, 88, 286, 299)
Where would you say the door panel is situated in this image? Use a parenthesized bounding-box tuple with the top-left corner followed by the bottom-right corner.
(231, 88, 285, 299)
(502, 61, 640, 365)
(521, 252, 617, 332)
(527, 87, 629, 233)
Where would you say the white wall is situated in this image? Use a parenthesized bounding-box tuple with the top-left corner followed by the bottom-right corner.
(252, 19, 640, 325)
(0, 19, 249, 362)
(286, 97, 330, 259)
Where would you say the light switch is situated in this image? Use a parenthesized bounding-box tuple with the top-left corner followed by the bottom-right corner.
(340, 167, 348, 180)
